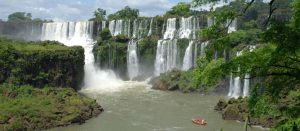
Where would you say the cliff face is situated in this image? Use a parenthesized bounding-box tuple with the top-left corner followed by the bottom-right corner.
(0, 39, 84, 90)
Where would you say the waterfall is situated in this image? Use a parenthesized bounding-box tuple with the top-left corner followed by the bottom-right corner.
(127, 20, 131, 37)
(133, 19, 138, 38)
(154, 39, 178, 76)
(242, 45, 256, 97)
(109, 20, 115, 36)
(163, 18, 176, 39)
(228, 18, 237, 33)
(154, 18, 179, 76)
(113, 20, 123, 36)
(102, 21, 106, 30)
(200, 41, 209, 56)
(243, 74, 250, 97)
(127, 40, 139, 80)
(182, 41, 194, 71)
(178, 17, 193, 39)
(148, 18, 153, 36)
(41, 21, 123, 91)
(228, 51, 242, 98)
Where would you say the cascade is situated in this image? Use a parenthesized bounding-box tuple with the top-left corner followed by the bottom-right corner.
(200, 41, 209, 56)
(178, 17, 193, 39)
(193, 17, 200, 39)
(227, 18, 237, 33)
(242, 45, 256, 97)
(102, 21, 106, 30)
(182, 41, 194, 71)
(154, 18, 179, 76)
(133, 19, 138, 38)
(41, 21, 123, 91)
(228, 51, 242, 98)
(127, 20, 131, 37)
(109, 20, 115, 36)
(148, 18, 153, 36)
(154, 39, 178, 76)
(163, 18, 176, 39)
(127, 40, 139, 80)
(114, 20, 123, 36)
(243, 74, 250, 97)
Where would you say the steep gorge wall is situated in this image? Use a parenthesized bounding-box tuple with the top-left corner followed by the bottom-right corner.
(0, 40, 84, 89)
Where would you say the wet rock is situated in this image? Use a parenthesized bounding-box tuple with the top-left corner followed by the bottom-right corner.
(152, 80, 168, 91)
(168, 83, 179, 91)
(214, 99, 227, 111)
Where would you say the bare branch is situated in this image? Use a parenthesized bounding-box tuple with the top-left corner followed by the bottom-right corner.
(243, 0, 255, 13)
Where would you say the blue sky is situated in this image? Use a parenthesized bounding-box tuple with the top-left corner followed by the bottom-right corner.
(0, 0, 191, 21)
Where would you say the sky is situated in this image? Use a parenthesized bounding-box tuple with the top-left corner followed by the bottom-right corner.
(0, 0, 192, 21)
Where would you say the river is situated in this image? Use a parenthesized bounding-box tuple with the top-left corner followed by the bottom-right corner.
(48, 81, 264, 131)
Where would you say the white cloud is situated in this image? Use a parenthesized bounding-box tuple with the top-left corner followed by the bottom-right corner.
(0, 0, 191, 21)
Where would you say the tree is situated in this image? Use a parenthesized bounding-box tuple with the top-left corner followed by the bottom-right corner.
(108, 6, 139, 20)
(8, 12, 32, 22)
(192, 0, 300, 130)
(93, 8, 106, 22)
(165, 2, 192, 17)
(99, 28, 112, 41)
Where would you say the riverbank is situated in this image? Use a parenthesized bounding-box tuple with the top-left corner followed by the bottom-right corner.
(0, 38, 103, 130)
(0, 84, 103, 131)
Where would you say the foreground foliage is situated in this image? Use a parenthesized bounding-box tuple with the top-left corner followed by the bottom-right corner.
(0, 84, 102, 131)
(191, 0, 300, 130)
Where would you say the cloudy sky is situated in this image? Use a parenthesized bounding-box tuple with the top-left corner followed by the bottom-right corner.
(0, 0, 192, 21)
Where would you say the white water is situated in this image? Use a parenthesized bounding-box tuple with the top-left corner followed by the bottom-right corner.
(109, 20, 115, 36)
(154, 39, 178, 76)
(178, 17, 193, 39)
(163, 18, 176, 39)
(200, 41, 209, 56)
(228, 51, 242, 98)
(243, 74, 250, 97)
(147, 18, 153, 36)
(182, 41, 194, 71)
(114, 20, 123, 36)
(102, 21, 106, 30)
(154, 18, 179, 76)
(41, 21, 124, 92)
(227, 18, 237, 33)
(127, 40, 139, 80)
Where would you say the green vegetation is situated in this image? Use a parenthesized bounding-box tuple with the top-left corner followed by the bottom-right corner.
(165, 2, 192, 17)
(151, 70, 196, 93)
(190, 0, 300, 130)
(108, 6, 139, 20)
(0, 37, 102, 130)
(0, 84, 102, 131)
(8, 12, 32, 22)
(0, 38, 84, 89)
(91, 8, 107, 22)
(7, 12, 50, 22)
